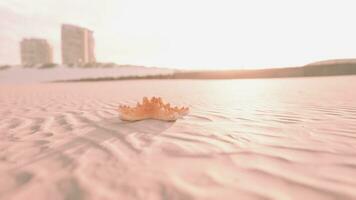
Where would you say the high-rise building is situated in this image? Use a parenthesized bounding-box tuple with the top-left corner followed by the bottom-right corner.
(61, 24, 96, 65)
(20, 38, 53, 65)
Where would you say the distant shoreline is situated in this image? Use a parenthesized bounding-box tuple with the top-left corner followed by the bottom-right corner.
(53, 62, 356, 82)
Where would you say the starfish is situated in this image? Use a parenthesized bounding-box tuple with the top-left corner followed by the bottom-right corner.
(118, 97, 189, 121)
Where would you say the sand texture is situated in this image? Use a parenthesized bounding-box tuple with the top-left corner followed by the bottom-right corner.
(1, 77, 356, 200)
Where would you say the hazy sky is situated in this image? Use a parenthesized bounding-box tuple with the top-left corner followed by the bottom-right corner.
(0, 0, 355, 69)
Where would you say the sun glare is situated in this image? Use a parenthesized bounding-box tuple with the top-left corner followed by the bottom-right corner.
(0, 0, 356, 69)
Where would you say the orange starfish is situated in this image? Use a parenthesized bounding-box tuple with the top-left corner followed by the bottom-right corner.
(118, 97, 189, 121)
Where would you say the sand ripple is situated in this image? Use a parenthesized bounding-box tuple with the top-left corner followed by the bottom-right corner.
(1, 77, 356, 200)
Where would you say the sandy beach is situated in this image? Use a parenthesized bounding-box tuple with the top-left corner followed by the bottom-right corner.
(1, 77, 356, 200)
